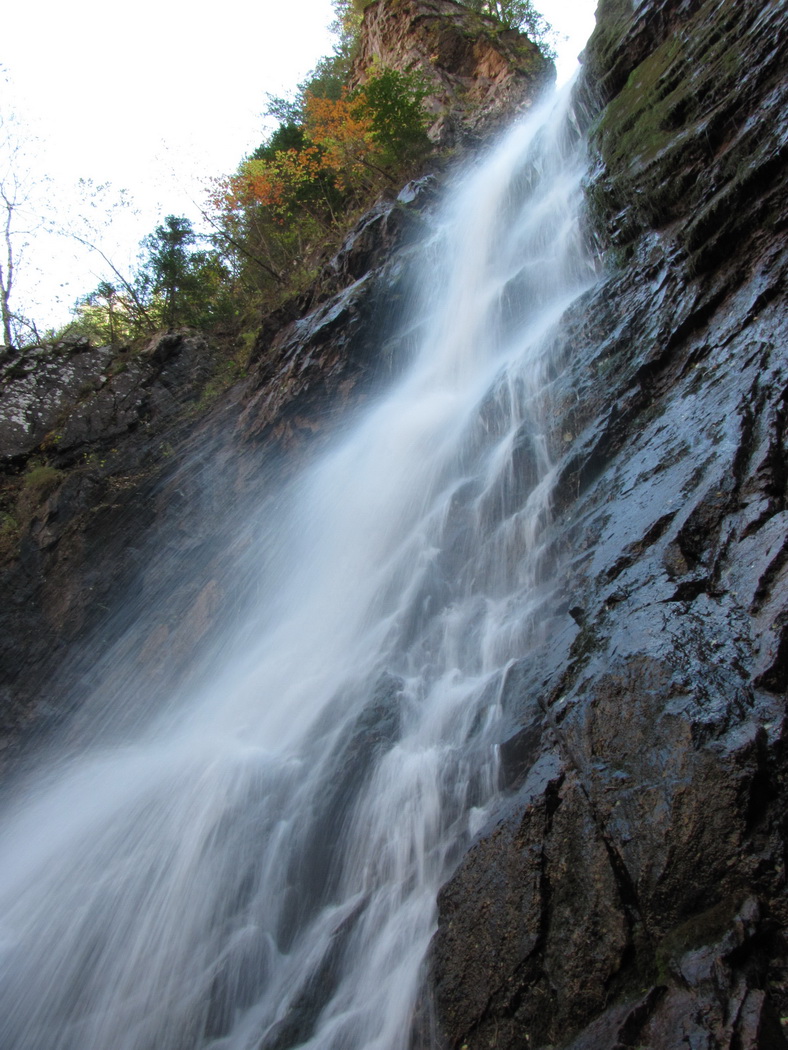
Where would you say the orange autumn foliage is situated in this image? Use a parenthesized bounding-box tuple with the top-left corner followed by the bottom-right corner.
(206, 66, 430, 305)
(303, 91, 376, 191)
(211, 146, 327, 224)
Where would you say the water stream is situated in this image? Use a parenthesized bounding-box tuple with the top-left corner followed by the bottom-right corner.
(0, 84, 597, 1050)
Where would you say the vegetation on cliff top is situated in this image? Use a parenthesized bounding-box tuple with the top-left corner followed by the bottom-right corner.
(54, 4, 434, 353)
(50, 0, 553, 357)
(460, 0, 554, 47)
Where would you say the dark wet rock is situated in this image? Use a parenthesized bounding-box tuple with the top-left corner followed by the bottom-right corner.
(428, 0, 788, 1047)
(240, 182, 436, 453)
(0, 331, 238, 762)
(240, 274, 385, 451)
(0, 331, 215, 467)
(579, 0, 787, 266)
(0, 341, 116, 461)
(330, 177, 437, 285)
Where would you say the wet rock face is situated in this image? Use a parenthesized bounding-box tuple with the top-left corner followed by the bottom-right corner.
(0, 332, 226, 758)
(580, 0, 787, 269)
(0, 337, 114, 461)
(240, 177, 438, 452)
(352, 0, 554, 144)
(429, 0, 788, 1047)
(0, 1, 785, 1042)
(0, 332, 215, 466)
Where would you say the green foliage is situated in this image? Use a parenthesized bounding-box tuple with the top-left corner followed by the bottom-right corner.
(303, 53, 350, 103)
(67, 0, 432, 350)
(216, 0, 378, 308)
(71, 281, 137, 346)
(329, 0, 363, 69)
(262, 0, 363, 128)
(459, 0, 556, 58)
(251, 123, 306, 162)
(14, 463, 65, 528)
(63, 215, 237, 345)
(361, 68, 430, 166)
(0, 511, 19, 534)
(141, 215, 196, 330)
(0, 510, 20, 562)
(141, 218, 237, 331)
(210, 53, 433, 323)
(22, 463, 63, 495)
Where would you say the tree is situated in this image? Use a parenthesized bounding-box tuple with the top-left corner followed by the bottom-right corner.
(141, 215, 196, 330)
(0, 94, 47, 349)
(303, 91, 377, 191)
(262, 0, 363, 130)
(135, 215, 235, 332)
(63, 213, 235, 345)
(207, 62, 431, 322)
(80, 281, 123, 344)
(0, 159, 19, 348)
(360, 68, 430, 166)
(107, 215, 233, 333)
(304, 68, 429, 190)
(64, 180, 158, 337)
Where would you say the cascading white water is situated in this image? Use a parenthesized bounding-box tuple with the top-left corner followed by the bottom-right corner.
(0, 84, 597, 1050)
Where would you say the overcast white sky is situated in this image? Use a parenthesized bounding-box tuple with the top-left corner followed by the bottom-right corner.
(2, 0, 597, 334)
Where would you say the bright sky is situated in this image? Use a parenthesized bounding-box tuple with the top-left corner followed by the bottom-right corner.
(2, 0, 597, 335)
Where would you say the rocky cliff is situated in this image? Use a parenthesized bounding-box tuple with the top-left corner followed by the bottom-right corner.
(351, 0, 553, 144)
(0, 0, 786, 1047)
(0, 331, 228, 750)
(429, 0, 788, 1047)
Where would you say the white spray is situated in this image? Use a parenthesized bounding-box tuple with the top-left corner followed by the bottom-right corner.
(0, 84, 596, 1050)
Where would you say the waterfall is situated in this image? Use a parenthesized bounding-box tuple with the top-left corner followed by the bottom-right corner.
(0, 84, 597, 1050)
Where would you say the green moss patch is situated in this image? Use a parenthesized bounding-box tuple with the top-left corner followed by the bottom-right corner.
(587, 0, 775, 251)
(21, 464, 64, 498)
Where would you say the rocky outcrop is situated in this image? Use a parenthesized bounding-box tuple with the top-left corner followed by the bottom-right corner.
(0, 332, 238, 757)
(240, 176, 437, 450)
(351, 0, 554, 144)
(428, 0, 788, 1047)
(0, 333, 211, 464)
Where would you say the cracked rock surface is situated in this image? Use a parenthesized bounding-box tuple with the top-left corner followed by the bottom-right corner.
(428, 0, 788, 1047)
